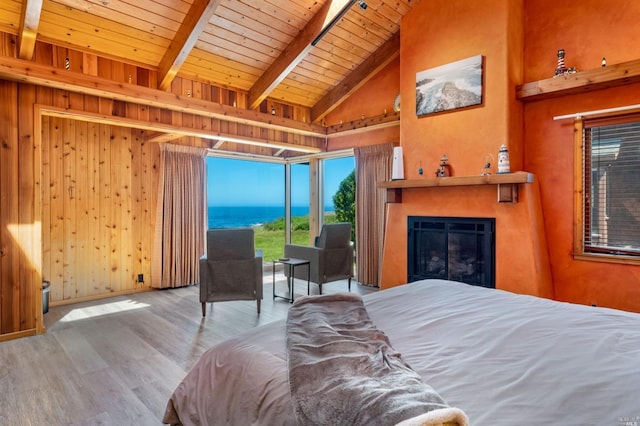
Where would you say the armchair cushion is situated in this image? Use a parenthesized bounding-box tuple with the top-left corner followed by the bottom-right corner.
(199, 257, 261, 302)
(206, 228, 255, 260)
(316, 222, 351, 249)
(199, 228, 263, 315)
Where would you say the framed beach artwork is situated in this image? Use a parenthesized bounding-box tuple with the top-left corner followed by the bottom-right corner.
(416, 55, 484, 117)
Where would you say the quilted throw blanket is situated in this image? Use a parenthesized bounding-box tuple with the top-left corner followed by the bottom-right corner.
(286, 293, 468, 426)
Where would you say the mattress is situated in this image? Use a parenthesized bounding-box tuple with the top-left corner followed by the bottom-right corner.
(163, 279, 640, 425)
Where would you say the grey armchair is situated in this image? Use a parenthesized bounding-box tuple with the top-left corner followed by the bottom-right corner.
(199, 228, 263, 316)
(284, 222, 354, 295)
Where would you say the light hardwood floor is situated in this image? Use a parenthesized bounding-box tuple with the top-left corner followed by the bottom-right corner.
(0, 270, 376, 425)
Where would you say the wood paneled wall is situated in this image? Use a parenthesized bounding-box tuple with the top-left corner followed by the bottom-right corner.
(0, 32, 323, 340)
(0, 80, 38, 339)
(41, 116, 158, 303)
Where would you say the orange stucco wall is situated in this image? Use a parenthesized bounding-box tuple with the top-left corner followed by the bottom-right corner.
(522, 0, 640, 311)
(325, 58, 401, 127)
(378, 0, 555, 297)
(324, 0, 640, 312)
(399, 0, 523, 177)
(326, 58, 401, 150)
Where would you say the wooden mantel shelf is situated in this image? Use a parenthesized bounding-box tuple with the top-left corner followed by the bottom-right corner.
(516, 58, 640, 102)
(378, 171, 534, 203)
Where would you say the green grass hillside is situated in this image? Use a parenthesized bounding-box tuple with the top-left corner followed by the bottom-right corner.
(254, 213, 338, 261)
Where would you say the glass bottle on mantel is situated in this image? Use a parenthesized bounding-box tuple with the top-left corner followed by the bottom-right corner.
(497, 144, 511, 174)
(435, 154, 452, 177)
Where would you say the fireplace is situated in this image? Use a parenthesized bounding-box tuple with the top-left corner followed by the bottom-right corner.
(408, 216, 495, 288)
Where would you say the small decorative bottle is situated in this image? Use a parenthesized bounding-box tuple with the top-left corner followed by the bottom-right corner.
(497, 144, 511, 174)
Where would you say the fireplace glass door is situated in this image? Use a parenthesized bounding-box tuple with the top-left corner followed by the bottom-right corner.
(408, 216, 495, 288)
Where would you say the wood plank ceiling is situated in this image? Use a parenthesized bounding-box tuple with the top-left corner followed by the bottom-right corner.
(0, 0, 419, 125)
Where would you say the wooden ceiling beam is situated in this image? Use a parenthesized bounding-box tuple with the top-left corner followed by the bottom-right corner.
(38, 106, 323, 153)
(157, 0, 222, 91)
(146, 132, 182, 143)
(247, 0, 355, 110)
(0, 56, 326, 137)
(311, 30, 400, 124)
(325, 112, 400, 137)
(18, 0, 43, 60)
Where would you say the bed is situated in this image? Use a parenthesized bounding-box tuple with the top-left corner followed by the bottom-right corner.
(163, 279, 640, 425)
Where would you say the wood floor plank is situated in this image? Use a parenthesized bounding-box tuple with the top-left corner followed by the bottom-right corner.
(1, 272, 376, 424)
(52, 326, 109, 375)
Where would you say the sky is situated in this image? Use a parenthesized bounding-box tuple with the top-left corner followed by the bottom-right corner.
(206, 156, 355, 208)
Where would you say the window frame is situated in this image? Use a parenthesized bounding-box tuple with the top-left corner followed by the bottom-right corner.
(573, 111, 640, 265)
(206, 149, 354, 245)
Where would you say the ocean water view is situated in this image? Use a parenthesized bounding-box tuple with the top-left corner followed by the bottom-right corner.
(208, 205, 333, 229)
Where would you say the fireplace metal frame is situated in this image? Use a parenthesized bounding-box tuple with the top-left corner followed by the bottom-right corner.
(407, 216, 495, 287)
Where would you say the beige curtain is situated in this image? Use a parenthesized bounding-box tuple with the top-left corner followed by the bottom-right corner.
(354, 143, 394, 286)
(151, 143, 207, 288)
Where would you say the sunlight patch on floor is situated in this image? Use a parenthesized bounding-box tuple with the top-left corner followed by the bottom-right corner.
(60, 300, 150, 322)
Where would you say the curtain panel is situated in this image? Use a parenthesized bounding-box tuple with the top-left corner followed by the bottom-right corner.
(354, 143, 394, 286)
(152, 144, 207, 288)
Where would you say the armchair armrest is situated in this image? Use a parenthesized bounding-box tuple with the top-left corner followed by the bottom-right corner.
(284, 244, 322, 283)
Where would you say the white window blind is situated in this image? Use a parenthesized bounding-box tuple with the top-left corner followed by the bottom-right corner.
(583, 113, 640, 255)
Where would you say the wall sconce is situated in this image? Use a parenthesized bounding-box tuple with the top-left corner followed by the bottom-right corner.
(271, 106, 276, 115)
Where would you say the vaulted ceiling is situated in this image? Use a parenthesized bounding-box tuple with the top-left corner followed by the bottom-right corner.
(0, 0, 419, 124)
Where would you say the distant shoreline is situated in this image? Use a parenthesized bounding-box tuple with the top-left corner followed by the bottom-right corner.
(207, 205, 335, 229)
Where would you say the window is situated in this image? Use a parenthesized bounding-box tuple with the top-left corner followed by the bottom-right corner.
(577, 112, 640, 261)
(290, 162, 311, 246)
(323, 156, 355, 230)
(205, 151, 354, 261)
(206, 157, 284, 229)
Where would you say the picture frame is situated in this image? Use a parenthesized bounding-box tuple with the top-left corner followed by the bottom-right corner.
(416, 55, 484, 116)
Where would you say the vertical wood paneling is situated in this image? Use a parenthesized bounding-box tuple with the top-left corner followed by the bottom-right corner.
(18, 85, 38, 331)
(116, 127, 133, 290)
(0, 81, 18, 334)
(62, 118, 76, 300)
(41, 117, 159, 303)
(109, 127, 123, 292)
(75, 120, 90, 298)
(0, 80, 40, 336)
(98, 123, 111, 294)
(86, 121, 100, 294)
(142, 136, 158, 287)
(49, 117, 64, 301)
(131, 130, 143, 286)
(41, 115, 51, 299)
(83, 53, 99, 77)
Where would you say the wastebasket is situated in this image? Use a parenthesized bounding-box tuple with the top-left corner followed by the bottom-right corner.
(42, 281, 51, 314)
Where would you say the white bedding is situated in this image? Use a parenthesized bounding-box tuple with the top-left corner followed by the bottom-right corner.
(164, 279, 640, 425)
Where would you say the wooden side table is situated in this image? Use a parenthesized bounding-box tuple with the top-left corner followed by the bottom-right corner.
(272, 258, 310, 303)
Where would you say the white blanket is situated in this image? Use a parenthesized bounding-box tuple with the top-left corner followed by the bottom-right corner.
(164, 279, 640, 425)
